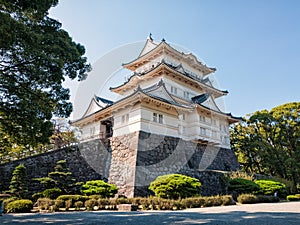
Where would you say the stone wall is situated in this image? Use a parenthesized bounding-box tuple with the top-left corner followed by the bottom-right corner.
(0, 131, 239, 198)
(135, 131, 238, 196)
(0, 139, 109, 196)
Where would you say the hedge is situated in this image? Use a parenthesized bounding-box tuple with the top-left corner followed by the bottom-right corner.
(6, 199, 33, 213)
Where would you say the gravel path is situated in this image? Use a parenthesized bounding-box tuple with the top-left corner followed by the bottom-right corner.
(1, 201, 300, 225)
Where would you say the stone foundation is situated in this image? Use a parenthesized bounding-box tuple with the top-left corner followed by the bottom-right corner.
(0, 131, 239, 197)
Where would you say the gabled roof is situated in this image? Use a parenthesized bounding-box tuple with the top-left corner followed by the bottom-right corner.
(123, 38, 216, 75)
(140, 79, 191, 109)
(192, 93, 222, 112)
(192, 93, 241, 123)
(111, 61, 228, 98)
(81, 95, 113, 118)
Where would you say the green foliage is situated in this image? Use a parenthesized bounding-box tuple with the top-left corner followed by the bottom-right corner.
(56, 194, 89, 207)
(9, 164, 28, 198)
(230, 102, 300, 190)
(228, 178, 260, 194)
(85, 199, 98, 210)
(237, 194, 279, 204)
(255, 180, 287, 197)
(6, 199, 33, 213)
(286, 195, 300, 201)
(2, 197, 18, 213)
(37, 198, 54, 210)
(0, 0, 91, 151)
(42, 188, 62, 199)
(149, 174, 202, 199)
(34, 159, 78, 194)
(81, 180, 118, 198)
(74, 201, 83, 210)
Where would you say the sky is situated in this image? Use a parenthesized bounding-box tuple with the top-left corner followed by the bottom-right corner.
(49, 0, 300, 119)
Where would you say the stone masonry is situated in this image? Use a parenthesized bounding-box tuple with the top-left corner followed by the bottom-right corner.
(1, 131, 239, 197)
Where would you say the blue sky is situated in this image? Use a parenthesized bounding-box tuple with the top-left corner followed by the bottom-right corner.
(49, 0, 300, 118)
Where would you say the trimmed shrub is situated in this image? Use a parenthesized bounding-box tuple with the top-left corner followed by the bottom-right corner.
(149, 174, 202, 199)
(6, 199, 33, 213)
(237, 194, 257, 204)
(57, 195, 89, 204)
(74, 201, 83, 210)
(65, 199, 72, 210)
(255, 195, 279, 203)
(287, 195, 300, 201)
(228, 178, 260, 194)
(2, 197, 18, 213)
(81, 180, 118, 198)
(255, 180, 287, 197)
(85, 199, 98, 210)
(32, 192, 44, 202)
(237, 194, 279, 204)
(37, 198, 54, 210)
(43, 188, 62, 199)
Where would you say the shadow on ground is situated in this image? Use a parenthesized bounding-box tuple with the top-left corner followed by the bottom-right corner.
(1, 210, 300, 225)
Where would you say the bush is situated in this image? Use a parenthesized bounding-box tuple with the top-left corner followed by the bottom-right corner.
(237, 194, 279, 204)
(149, 174, 202, 199)
(81, 180, 118, 198)
(37, 198, 54, 210)
(85, 199, 98, 210)
(287, 195, 300, 201)
(43, 188, 62, 199)
(57, 195, 89, 204)
(255, 180, 287, 197)
(228, 178, 260, 194)
(237, 194, 257, 204)
(2, 197, 18, 213)
(6, 199, 33, 213)
(74, 201, 83, 210)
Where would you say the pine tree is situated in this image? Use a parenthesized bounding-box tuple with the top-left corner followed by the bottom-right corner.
(34, 160, 77, 194)
(9, 164, 28, 198)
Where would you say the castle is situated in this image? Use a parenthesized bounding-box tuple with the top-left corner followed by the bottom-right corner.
(72, 35, 241, 197)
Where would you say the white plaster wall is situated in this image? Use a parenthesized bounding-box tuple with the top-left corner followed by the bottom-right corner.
(113, 107, 142, 137)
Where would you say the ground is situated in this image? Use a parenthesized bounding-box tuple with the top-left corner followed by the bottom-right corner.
(1, 201, 300, 225)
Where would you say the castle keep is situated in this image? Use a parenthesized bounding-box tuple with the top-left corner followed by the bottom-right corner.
(72, 36, 241, 197)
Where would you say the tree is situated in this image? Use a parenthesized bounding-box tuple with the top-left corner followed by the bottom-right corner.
(81, 180, 118, 198)
(34, 159, 78, 194)
(149, 174, 202, 199)
(0, 0, 91, 150)
(230, 102, 300, 190)
(9, 164, 28, 198)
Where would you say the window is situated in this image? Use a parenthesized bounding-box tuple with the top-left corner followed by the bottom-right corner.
(171, 86, 177, 94)
(122, 114, 129, 124)
(159, 114, 163, 124)
(184, 91, 190, 99)
(200, 127, 206, 136)
(179, 113, 186, 121)
(153, 112, 163, 124)
(199, 115, 206, 122)
(153, 113, 157, 122)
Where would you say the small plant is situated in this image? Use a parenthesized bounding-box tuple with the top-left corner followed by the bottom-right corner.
(65, 199, 72, 210)
(85, 199, 98, 210)
(6, 199, 33, 213)
(255, 180, 287, 197)
(74, 201, 83, 210)
(81, 180, 118, 198)
(37, 198, 54, 210)
(228, 178, 260, 194)
(149, 174, 201, 199)
(229, 171, 254, 180)
(237, 194, 257, 204)
(43, 188, 62, 199)
(287, 195, 300, 201)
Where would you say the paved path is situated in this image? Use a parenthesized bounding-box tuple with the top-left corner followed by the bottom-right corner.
(1, 201, 300, 225)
